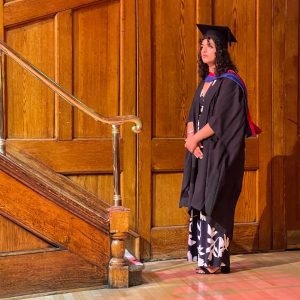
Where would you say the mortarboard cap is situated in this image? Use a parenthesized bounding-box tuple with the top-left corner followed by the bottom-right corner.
(196, 24, 237, 48)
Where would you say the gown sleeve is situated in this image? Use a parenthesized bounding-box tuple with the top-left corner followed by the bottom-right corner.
(207, 78, 246, 145)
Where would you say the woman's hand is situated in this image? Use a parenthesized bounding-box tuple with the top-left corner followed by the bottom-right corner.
(185, 135, 203, 159)
(193, 145, 203, 159)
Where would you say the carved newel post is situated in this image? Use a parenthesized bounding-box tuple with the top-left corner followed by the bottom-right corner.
(109, 206, 130, 288)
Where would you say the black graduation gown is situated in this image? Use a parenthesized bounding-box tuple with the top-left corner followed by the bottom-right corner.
(179, 77, 247, 238)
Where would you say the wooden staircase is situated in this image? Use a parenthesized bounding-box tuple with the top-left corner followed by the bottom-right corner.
(0, 144, 142, 298)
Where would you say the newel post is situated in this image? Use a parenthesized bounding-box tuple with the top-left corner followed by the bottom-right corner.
(108, 124, 129, 288)
(109, 206, 130, 288)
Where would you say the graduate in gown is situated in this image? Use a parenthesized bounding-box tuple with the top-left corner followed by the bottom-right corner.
(179, 24, 261, 274)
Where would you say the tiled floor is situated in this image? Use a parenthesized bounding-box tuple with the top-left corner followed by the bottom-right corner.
(22, 250, 300, 300)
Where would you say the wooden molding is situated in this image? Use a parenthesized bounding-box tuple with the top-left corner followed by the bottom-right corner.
(0, 249, 107, 298)
(6, 139, 122, 173)
(4, 0, 105, 27)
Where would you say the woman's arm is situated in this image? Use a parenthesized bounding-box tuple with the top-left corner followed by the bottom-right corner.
(185, 123, 215, 158)
(193, 123, 215, 142)
(186, 121, 194, 137)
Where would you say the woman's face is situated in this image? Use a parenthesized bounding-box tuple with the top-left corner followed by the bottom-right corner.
(200, 38, 216, 67)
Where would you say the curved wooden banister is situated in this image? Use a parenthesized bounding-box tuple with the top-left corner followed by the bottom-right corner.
(0, 39, 142, 133)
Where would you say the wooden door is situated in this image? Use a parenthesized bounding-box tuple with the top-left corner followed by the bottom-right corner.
(137, 0, 273, 260)
(1, 0, 138, 254)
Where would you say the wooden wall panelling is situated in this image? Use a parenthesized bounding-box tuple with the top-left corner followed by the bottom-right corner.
(68, 174, 114, 205)
(284, 0, 299, 227)
(7, 140, 116, 173)
(0, 215, 53, 252)
(151, 226, 188, 259)
(234, 171, 257, 223)
(231, 223, 259, 253)
(0, 0, 3, 38)
(214, 0, 257, 118)
(119, 0, 137, 230)
(257, 0, 272, 250)
(0, 250, 106, 298)
(197, 0, 212, 25)
(0, 0, 4, 140)
(73, 1, 120, 138)
(0, 171, 110, 267)
(3, 0, 108, 27)
(284, 0, 300, 246)
(6, 18, 55, 139)
(152, 173, 189, 227)
(137, 0, 152, 259)
(153, 0, 197, 138)
(55, 10, 73, 140)
(272, 0, 286, 249)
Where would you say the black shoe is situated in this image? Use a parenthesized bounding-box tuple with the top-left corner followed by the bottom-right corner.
(220, 266, 230, 273)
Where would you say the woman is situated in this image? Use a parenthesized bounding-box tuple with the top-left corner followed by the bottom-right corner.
(179, 24, 260, 274)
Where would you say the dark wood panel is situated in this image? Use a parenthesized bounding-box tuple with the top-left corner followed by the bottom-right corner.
(119, 0, 137, 231)
(0, 1, 4, 38)
(214, 0, 257, 122)
(272, 156, 286, 249)
(272, 0, 286, 246)
(151, 226, 188, 259)
(151, 223, 258, 259)
(0, 171, 110, 267)
(55, 10, 73, 140)
(4, 0, 105, 26)
(235, 171, 257, 223)
(137, 0, 152, 259)
(152, 0, 197, 138)
(152, 137, 259, 171)
(6, 139, 122, 173)
(0, 250, 107, 298)
(68, 174, 114, 206)
(231, 223, 259, 253)
(152, 173, 189, 227)
(6, 18, 55, 139)
(73, 1, 120, 138)
(283, 0, 300, 246)
(255, 0, 272, 251)
(0, 215, 54, 252)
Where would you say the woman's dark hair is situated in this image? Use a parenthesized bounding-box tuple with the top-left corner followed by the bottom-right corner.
(198, 37, 238, 79)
